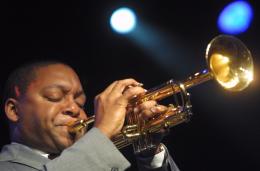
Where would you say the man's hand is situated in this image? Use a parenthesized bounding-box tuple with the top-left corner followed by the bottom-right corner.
(131, 100, 167, 121)
(94, 78, 169, 151)
(130, 101, 168, 156)
(94, 79, 145, 139)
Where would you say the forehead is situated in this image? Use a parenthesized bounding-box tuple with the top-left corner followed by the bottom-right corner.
(29, 64, 83, 91)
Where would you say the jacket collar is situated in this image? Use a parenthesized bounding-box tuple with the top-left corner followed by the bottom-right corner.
(0, 143, 50, 170)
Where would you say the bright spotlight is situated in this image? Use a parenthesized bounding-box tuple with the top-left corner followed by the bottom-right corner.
(110, 7, 136, 34)
(217, 1, 253, 35)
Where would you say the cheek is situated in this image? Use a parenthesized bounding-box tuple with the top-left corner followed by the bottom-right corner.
(23, 100, 61, 130)
(40, 103, 63, 128)
(17, 102, 57, 144)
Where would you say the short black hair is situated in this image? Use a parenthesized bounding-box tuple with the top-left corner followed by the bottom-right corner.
(2, 60, 67, 105)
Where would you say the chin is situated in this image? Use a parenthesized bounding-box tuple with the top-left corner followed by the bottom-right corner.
(54, 136, 74, 153)
(54, 125, 86, 152)
(52, 127, 76, 152)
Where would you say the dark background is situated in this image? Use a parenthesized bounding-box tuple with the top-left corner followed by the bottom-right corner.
(1, 0, 260, 170)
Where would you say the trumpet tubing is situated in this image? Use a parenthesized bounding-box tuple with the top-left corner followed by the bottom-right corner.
(67, 35, 254, 152)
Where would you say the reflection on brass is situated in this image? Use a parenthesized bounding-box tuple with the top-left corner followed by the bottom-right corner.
(67, 35, 254, 153)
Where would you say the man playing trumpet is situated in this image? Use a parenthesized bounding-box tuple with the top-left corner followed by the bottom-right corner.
(0, 61, 179, 171)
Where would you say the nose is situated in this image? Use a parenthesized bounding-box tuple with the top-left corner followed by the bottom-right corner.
(62, 98, 80, 118)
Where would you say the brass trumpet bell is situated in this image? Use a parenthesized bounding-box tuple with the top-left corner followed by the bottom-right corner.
(206, 35, 253, 91)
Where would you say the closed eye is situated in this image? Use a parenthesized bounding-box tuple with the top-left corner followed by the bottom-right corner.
(45, 96, 63, 102)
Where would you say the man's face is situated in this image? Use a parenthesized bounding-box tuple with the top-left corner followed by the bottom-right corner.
(16, 64, 87, 154)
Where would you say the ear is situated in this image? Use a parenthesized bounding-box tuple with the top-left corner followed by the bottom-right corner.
(5, 98, 19, 122)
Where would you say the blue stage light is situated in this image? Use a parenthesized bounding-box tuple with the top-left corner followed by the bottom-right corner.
(110, 7, 136, 34)
(218, 1, 253, 35)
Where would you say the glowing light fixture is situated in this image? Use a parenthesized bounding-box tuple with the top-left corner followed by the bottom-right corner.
(218, 1, 253, 35)
(110, 7, 137, 34)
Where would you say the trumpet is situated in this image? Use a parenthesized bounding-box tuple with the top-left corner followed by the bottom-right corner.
(68, 35, 254, 153)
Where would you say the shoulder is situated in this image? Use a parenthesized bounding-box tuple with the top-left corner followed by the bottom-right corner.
(0, 161, 15, 171)
(0, 161, 38, 171)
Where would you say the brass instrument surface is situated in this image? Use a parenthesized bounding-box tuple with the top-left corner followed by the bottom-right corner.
(66, 35, 254, 152)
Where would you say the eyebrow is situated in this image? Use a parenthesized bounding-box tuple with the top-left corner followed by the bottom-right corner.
(42, 84, 70, 92)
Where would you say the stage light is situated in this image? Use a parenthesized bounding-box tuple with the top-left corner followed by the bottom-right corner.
(218, 1, 253, 35)
(110, 7, 136, 34)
